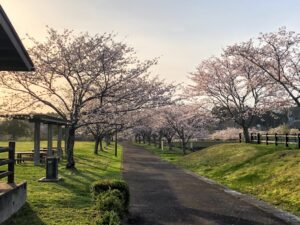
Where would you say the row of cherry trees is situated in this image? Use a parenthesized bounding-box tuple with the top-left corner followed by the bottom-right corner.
(188, 27, 300, 142)
(0, 28, 176, 169)
(132, 105, 212, 154)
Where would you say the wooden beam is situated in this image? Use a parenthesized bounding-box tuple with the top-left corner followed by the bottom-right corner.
(47, 124, 53, 156)
(57, 125, 62, 158)
(8, 141, 15, 183)
(34, 122, 41, 165)
(64, 125, 69, 158)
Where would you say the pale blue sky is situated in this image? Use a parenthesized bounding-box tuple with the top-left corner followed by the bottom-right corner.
(2, 0, 300, 83)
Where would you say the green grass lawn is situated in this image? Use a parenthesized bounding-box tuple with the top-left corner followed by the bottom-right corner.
(135, 143, 188, 162)
(0, 141, 123, 225)
(137, 142, 300, 216)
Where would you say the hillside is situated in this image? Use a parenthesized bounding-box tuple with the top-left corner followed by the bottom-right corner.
(176, 143, 300, 215)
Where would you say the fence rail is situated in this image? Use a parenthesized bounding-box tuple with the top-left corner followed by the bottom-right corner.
(0, 142, 15, 183)
(239, 133, 300, 148)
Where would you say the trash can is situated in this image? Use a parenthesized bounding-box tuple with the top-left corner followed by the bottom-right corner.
(46, 156, 58, 180)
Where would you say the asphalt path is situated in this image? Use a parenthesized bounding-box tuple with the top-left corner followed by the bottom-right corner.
(123, 143, 290, 225)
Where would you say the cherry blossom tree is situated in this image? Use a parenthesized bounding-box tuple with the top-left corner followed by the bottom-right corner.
(226, 27, 300, 107)
(82, 75, 176, 153)
(189, 55, 269, 142)
(0, 28, 174, 168)
(131, 105, 211, 153)
(161, 105, 210, 154)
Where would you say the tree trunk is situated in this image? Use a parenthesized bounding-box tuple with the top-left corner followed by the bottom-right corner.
(243, 126, 250, 143)
(167, 138, 172, 150)
(94, 137, 100, 154)
(153, 137, 157, 147)
(105, 135, 111, 146)
(158, 136, 162, 148)
(99, 137, 103, 151)
(66, 125, 76, 169)
(181, 138, 186, 155)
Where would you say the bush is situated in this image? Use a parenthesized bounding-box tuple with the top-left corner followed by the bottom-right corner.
(268, 124, 300, 134)
(211, 127, 260, 141)
(268, 124, 289, 134)
(93, 211, 121, 225)
(211, 128, 242, 140)
(94, 189, 124, 217)
(91, 179, 130, 211)
(290, 128, 300, 134)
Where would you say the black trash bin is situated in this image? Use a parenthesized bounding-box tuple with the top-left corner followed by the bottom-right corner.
(46, 156, 58, 180)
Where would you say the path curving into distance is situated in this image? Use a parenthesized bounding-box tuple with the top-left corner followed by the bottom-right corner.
(122, 143, 293, 225)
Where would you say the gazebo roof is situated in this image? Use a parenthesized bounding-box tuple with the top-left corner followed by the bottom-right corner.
(0, 5, 34, 71)
(0, 114, 69, 125)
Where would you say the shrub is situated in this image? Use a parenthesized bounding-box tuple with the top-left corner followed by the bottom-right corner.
(93, 211, 121, 225)
(268, 124, 300, 134)
(94, 189, 124, 217)
(211, 127, 262, 140)
(91, 179, 130, 211)
(268, 124, 289, 134)
(211, 128, 242, 140)
(289, 128, 300, 134)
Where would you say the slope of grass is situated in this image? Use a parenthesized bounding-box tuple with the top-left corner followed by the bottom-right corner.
(0, 141, 123, 225)
(138, 142, 300, 216)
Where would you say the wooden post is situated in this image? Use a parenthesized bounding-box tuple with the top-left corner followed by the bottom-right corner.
(64, 125, 69, 158)
(114, 125, 118, 157)
(8, 142, 15, 183)
(257, 133, 261, 144)
(47, 124, 53, 156)
(285, 133, 289, 147)
(275, 133, 278, 146)
(239, 133, 242, 143)
(161, 140, 164, 151)
(57, 125, 63, 159)
(266, 133, 269, 145)
(33, 121, 41, 166)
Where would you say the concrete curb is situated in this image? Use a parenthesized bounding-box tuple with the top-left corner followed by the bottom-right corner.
(183, 169, 300, 225)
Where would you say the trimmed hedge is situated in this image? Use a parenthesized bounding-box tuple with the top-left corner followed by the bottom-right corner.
(93, 211, 120, 225)
(95, 189, 124, 217)
(91, 179, 130, 211)
(91, 179, 130, 225)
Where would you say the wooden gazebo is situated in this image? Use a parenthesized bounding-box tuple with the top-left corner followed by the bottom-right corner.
(0, 114, 69, 165)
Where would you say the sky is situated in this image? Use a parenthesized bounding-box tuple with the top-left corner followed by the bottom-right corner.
(2, 0, 300, 84)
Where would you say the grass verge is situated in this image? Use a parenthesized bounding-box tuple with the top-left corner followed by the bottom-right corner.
(136, 142, 300, 216)
(1, 141, 123, 225)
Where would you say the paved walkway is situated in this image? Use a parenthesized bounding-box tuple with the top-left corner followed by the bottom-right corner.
(123, 143, 290, 225)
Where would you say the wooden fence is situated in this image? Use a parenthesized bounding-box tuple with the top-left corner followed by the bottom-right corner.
(239, 133, 300, 148)
(0, 142, 15, 183)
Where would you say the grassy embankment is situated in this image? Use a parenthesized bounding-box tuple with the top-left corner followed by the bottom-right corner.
(137, 142, 300, 216)
(1, 141, 123, 225)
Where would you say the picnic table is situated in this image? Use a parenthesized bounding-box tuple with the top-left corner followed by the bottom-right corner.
(16, 151, 47, 164)
(15, 146, 62, 164)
